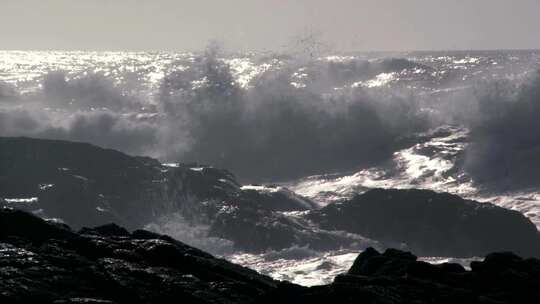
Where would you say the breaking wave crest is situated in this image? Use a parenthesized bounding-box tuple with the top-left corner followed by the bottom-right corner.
(1, 49, 539, 185)
(0, 49, 435, 181)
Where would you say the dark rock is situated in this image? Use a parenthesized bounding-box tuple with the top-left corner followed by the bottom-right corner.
(348, 247, 419, 277)
(53, 298, 117, 304)
(131, 229, 163, 240)
(260, 247, 540, 304)
(0, 208, 75, 242)
(0, 137, 245, 229)
(79, 224, 130, 237)
(240, 185, 317, 211)
(0, 136, 366, 253)
(0, 208, 276, 304)
(4, 209, 540, 304)
(436, 262, 466, 273)
(308, 188, 540, 257)
(4, 137, 540, 262)
(207, 196, 370, 252)
(0, 137, 321, 254)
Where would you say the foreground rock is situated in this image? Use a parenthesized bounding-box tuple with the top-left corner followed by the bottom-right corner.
(308, 188, 540, 257)
(0, 208, 276, 303)
(262, 247, 540, 304)
(3, 209, 540, 304)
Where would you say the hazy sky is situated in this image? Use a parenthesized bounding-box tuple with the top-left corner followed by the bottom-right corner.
(1, 0, 540, 51)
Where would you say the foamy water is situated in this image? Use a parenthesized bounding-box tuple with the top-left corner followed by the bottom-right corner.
(288, 125, 474, 203)
(287, 124, 540, 229)
(228, 249, 480, 286)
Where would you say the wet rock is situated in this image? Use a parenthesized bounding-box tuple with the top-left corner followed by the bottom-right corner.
(208, 196, 373, 252)
(0, 137, 250, 229)
(308, 188, 540, 257)
(79, 224, 130, 237)
(260, 247, 540, 304)
(349, 247, 419, 277)
(4, 137, 540, 263)
(0, 208, 75, 242)
(0, 208, 276, 304)
(240, 185, 317, 211)
(348, 247, 465, 281)
(0, 136, 370, 253)
(0, 137, 314, 237)
(3, 209, 540, 304)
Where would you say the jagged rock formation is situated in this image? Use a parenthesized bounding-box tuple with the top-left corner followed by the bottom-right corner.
(0, 137, 347, 253)
(208, 196, 367, 252)
(3, 209, 540, 304)
(2, 137, 540, 258)
(0, 208, 276, 304)
(262, 247, 540, 304)
(0, 137, 313, 230)
(308, 188, 540, 257)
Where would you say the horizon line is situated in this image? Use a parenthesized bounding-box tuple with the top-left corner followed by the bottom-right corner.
(1, 47, 539, 54)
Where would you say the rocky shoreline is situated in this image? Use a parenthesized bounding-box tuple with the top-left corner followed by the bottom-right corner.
(3, 137, 540, 302)
(2, 208, 540, 304)
(2, 137, 540, 258)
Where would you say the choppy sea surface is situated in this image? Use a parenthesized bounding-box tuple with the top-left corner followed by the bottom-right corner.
(2, 50, 540, 285)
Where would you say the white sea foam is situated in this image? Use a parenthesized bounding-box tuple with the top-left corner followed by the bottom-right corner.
(288, 124, 540, 230)
(352, 72, 398, 88)
(288, 126, 474, 205)
(4, 197, 39, 204)
(227, 248, 481, 286)
(227, 249, 359, 286)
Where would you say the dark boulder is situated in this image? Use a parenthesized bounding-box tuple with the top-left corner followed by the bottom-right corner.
(4, 209, 540, 304)
(0, 207, 75, 242)
(4, 137, 540, 261)
(0, 136, 363, 253)
(260, 247, 540, 304)
(0, 208, 276, 304)
(79, 223, 130, 237)
(0, 137, 315, 235)
(307, 188, 540, 257)
(0, 137, 168, 228)
(348, 247, 465, 279)
(207, 196, 367, 252)
(0, 137, 250, 229)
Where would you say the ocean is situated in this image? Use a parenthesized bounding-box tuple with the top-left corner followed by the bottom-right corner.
(2, 49, 540, 285)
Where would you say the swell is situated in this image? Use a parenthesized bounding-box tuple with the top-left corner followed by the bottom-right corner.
(1, 50, 540, 185)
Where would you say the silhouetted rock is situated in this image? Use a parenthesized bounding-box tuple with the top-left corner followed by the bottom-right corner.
(208, 197, 367, 252)
(3, 209, 540, 304)
(0, 208, 75, 242)
(348, 247, 465, 279)
(308, 188, 540, 257)
(3, 137, 540, 258)
(0, 137, 342, 253)
(0, 137, 313, 231)
(79, 223, 130, 237)
(0, 208, 276, 304)
(260, 247, 540, 304)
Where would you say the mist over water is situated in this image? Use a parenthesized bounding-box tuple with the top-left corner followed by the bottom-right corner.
(1, 48, 540, 185)
(464, 71, 540, 189)
(3, 48, 540, 286)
